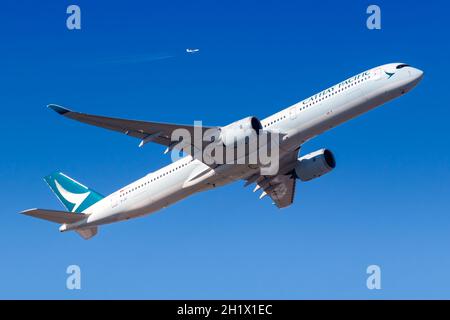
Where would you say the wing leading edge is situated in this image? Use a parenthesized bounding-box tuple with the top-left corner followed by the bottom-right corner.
(48, 104, 214, 155)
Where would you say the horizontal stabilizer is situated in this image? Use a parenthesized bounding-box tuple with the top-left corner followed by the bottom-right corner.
(21, 208, 87, 224)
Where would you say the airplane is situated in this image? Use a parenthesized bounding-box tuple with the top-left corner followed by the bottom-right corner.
(21, 63, 423, 239)
(186, 48, 199, 53)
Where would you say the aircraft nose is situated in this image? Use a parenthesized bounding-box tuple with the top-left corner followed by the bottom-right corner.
(409, 67, 424, 82)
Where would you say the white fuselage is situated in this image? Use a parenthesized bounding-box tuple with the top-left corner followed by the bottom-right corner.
(65, 63, 423, 231)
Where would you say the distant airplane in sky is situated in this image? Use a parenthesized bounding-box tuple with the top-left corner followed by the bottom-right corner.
(22, 63, 423, 239)
(186, 48, 199, 53)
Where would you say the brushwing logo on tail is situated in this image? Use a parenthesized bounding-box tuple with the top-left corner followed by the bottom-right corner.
(54, 179, 90, 212)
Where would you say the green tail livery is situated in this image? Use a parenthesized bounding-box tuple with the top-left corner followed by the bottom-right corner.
(44, 172, 104, 213)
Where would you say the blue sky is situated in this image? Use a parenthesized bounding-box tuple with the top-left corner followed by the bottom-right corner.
(1, 0, 449, 299)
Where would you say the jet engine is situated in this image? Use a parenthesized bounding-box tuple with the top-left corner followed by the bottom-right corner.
(294, 149, 336, 182)
(218, 116, 263, 148)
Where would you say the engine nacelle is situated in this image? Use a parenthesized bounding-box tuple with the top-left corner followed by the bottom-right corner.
(219, 116, 263, 148)
(294, 149, 336, 182)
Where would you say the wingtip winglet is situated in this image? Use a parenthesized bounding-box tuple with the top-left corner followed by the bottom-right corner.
(48, 104, 71, 115)
(20, 208, 37, 214)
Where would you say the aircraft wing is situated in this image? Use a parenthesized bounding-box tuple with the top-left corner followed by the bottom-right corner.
(257, 174, 297, 208)
(48, 104, 215, 155)
(245, 148, 299, 208)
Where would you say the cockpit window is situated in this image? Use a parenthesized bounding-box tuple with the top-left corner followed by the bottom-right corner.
(396, 64, 410, 69)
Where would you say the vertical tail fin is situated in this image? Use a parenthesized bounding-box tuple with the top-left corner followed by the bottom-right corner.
(44, 172, 104, 213)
